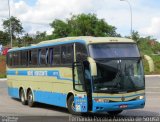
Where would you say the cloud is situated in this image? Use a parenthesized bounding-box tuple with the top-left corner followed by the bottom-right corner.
(13, 0, 93, 23)
(140, 17, 160, 41)
(8, 0, 93, 34)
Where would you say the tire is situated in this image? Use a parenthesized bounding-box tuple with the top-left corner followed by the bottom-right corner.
(27, 90, 35, 107)
(67, 95, 76, 114)
(67, 95, 81, 115)
(107, 110, 123, 116)
(20, 89, 27, 105)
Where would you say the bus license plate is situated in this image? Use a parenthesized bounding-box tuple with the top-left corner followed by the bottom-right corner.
(119, 105, 128, 109)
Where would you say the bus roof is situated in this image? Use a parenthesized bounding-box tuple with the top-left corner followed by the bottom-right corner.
(8, 36, 135, 52)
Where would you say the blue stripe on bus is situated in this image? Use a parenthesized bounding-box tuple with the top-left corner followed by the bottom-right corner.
(8, 39, 86, 52)
(7, 70, 73, 82)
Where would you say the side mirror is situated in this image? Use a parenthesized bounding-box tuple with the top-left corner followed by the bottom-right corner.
(143, 55, 154, 72)
(72, 62, 85, 92)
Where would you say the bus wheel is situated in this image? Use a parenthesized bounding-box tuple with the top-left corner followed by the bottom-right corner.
(27, 90, 35, 107)
(67, 95, 80, 115)
(20, 89, 27, 105)
(107, 110, 123, 116)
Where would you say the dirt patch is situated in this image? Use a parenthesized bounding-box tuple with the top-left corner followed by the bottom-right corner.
(0, 56, 6, 78)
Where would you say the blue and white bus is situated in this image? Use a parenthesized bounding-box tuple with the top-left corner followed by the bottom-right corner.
(7, 37, 145, 115)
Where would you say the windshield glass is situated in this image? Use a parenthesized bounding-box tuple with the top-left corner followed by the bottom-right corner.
(93, 58, 144, 93)
(89, 43, 140, 59)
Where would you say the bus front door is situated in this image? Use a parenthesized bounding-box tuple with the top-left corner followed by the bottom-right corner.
(72, 62, 88, 113)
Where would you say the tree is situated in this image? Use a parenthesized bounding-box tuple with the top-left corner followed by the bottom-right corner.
(131, 30, 140, 42)
(3, 16, 24, 39)
(22, 33, 34, 46)
(50, 20, 69, 38)
(50, 14, 120, 38)
(0, 31, 10, 45)
(35, 31, 47, 42)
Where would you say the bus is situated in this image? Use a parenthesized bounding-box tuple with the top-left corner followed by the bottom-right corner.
(7, 36, 145, 115)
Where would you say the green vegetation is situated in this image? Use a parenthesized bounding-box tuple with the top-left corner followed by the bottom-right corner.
(50, 14, 120, 38)
(136, 37, 160, 74)
(150, 56, 160, 74)
(0, 13, 160, 77)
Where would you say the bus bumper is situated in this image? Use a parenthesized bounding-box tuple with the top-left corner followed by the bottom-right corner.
(92, 99, 145, 113)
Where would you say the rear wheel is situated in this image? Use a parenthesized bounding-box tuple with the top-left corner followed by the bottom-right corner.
(107, 110, 123, 116)
(27, 90, 35, 107)
(20, 89, 27, 105)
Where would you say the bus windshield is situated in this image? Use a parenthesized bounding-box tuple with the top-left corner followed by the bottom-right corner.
(93, 58, 144, 93)
(89, 43, 140, 59)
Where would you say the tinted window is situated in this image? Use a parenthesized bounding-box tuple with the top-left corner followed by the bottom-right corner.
(53, 46, 61, 65)
(7, 53, 13, 67)
(49, 48, 53, 65)
(61, 45, 73, 65)
(76, 43, 88, 62)
(13, 52, 20, 66)
(21, 51, 28, 66)
(39, 48, 48, 66)
(30, 50, 38, 66)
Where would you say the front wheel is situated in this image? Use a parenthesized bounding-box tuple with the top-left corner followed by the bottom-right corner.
(27, 90, 35, 107)
(107, 110, 123, 116)
(67, 95, 81, 115)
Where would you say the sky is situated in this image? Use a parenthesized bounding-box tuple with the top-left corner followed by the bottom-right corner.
(0, 0, 160, 41)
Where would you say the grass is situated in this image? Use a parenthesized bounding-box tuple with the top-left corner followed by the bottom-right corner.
(150, 55, 160, 74)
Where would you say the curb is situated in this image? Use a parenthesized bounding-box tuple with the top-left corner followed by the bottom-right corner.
(0, 78, 7, 81)
(145, 75, 160, 77)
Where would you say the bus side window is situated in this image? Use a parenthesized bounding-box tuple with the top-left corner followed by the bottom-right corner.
(21, 51, 28, 66)
(31, 49, 38, 66)
(61, 45, 73, 65)
(46, 48, 49, 65)
(38, 48, 49, 66)
(49, 48, 53, 65)
(8, 53, 13, 67)
(29, 50, 32, 65)
(13, 52, 20, 66)
(53, 46, 61, 65)
(76, 43, 87, 62)
(39, 48, 46, 66)
(38, 49, 41, 65)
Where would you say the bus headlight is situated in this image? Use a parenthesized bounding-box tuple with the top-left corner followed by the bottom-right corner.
(137, 95, 145, 100)
(94, 98, 109, 102)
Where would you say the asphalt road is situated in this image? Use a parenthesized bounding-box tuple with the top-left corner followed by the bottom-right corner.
(0, 76, 160, 122)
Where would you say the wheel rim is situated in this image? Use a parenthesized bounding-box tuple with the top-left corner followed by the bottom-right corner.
(20, 91, 25, 102)
(28, 93, 33, 103)
(71, 101, 75, 111)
